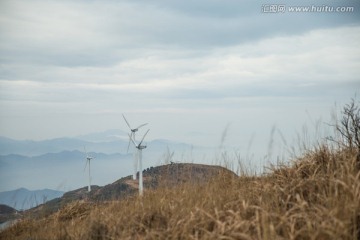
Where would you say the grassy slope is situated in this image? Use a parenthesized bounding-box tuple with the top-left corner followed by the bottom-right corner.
(18, 163, 235, 221)
(1, 146, 359, 240)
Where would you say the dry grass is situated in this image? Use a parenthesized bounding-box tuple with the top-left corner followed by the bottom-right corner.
(1, 144, 359, 240)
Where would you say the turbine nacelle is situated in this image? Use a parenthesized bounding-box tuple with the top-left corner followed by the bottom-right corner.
(128, 129, 149, 150)
(123, 114, 148, 153)
(137, 145, 147, 150)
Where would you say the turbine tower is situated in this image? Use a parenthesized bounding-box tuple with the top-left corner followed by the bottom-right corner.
(122, 114, 148, 180)
(83, 147, 94, 192)
(129, 129, 149, 196)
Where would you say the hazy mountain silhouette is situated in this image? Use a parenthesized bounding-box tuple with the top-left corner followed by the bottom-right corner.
(0, 129, 196, 156)
(0, 188, 64, 211)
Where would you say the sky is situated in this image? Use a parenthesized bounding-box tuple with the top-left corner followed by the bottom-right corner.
(1, 0, 360, 161)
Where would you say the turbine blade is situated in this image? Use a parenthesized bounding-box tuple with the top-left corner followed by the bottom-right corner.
(135, 123, 148, 130)
(139, 129, 150, 146)
(128, 133, 137, 147)
(84, 146, 88, 158)
(127, 134, 131, 153)
(84, 159, 88, 171)
(122, 114, 132, 130)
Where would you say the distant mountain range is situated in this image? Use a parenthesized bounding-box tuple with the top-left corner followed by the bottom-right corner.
(0, 136, 125, 156)
(0, 188, 64, 211)
(75, 129, 128, 142)
(0, 129, 209, 194)
(0, 129, 196, 156)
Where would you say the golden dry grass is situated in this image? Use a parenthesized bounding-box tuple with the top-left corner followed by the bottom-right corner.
(1, 144, 359, 240)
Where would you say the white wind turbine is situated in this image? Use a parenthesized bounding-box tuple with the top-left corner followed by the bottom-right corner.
(83, 147, 94, 192)
(129, 129, 150, 196)
(122, 114, 148, 180)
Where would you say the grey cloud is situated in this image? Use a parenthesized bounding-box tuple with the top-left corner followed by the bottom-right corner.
(162, 80, 358, 101)
(1, 0, 359, 70)
(128, 0, 360, 44)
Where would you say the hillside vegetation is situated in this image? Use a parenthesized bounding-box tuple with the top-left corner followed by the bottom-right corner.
(22, 163, 234, 220)
(1, 100, 360, 240)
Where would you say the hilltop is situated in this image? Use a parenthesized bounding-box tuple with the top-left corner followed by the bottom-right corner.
(20, 163, 236, 219)
(0, 205, 17, 225)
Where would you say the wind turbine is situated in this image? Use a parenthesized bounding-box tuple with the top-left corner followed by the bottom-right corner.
(83, 147, 94, 192)
(122, 114, 148, 180)
(129, 129, 150, 196)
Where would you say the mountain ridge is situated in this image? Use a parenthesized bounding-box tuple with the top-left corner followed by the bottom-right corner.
(0, 129, 211, 197)
(0, 188, 64, 211)
(25, 163, 237, 219)
(0, 129, 198, 156)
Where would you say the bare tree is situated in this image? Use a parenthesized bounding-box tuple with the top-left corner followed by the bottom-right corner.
(336, 98, 360, 150)
(331, 98, 360, 171)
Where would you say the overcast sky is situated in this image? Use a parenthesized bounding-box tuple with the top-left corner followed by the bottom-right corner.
(1, 0, 360, 159)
